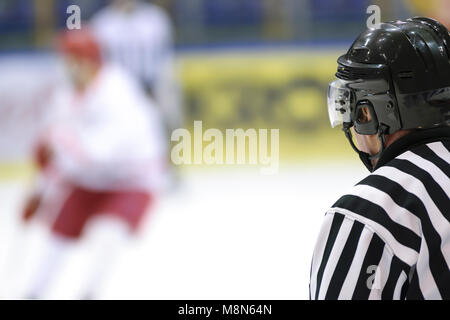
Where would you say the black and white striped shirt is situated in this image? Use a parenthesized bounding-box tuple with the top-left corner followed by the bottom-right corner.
(310, 127, 450, 300)
(91, 3, 173, 90)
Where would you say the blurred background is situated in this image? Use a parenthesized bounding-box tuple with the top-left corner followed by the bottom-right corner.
(0, 0, 449, 299)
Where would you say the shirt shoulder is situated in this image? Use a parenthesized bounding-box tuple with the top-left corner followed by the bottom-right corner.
(310, 210, 411, 299)
(381, 140, 450, 178)
(372, 140, 450, 220)
(329, 171, 423, 266)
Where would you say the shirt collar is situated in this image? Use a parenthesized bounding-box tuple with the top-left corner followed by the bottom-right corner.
(374, 126, 450, 170)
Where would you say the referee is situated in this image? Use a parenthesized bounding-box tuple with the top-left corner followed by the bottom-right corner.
(310, 17, 450, 300)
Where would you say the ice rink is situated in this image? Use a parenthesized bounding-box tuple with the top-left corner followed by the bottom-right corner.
(0, 162, 367, 299)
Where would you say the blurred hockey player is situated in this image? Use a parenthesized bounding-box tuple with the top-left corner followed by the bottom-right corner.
(91, 0, 183, 132)
(21, 28, 167, 298)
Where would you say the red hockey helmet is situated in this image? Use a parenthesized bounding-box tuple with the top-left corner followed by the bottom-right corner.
(58, 28, 102, 65)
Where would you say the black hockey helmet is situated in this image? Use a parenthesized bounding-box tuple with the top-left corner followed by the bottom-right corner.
(328, 17, 450, 170)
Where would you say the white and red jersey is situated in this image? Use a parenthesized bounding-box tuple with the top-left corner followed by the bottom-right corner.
(39, 64, 167, 192)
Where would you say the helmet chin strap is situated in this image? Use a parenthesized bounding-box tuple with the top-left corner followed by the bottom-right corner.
(342, 124, 387, 172)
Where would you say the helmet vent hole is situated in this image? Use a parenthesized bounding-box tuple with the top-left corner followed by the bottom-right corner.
(398, 71, 413, 79)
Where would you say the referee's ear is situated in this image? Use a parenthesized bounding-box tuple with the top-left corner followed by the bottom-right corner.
(356, 105, 371, 123)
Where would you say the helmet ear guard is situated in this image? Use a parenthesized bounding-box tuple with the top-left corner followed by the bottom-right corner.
(327, 78, 398, 135)
(326, 79, 395, 172)
(353, 101, 379, 135)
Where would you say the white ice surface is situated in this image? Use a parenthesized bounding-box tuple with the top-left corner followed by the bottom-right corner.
(0, 162, 367, 299)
